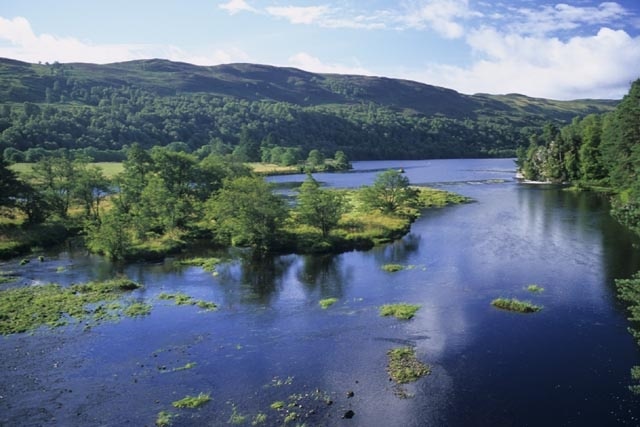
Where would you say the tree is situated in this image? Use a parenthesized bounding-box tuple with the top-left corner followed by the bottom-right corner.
(296, 174, 348, 237)
(333, 150, 351, 170)
(360, 169, 417, 214)
(84, 211, 132, 260)
(0, 158, 21, 209)
(73, 163, 110, 220)
(306, 149, 325, 168)
(207, 176, 287, 251)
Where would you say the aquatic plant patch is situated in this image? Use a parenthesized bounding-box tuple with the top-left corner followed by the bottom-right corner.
(176, 257, 221, 272)
(380, 303, 421, 320)
(386, 347, 431, 384)
(526, 284, 545, 293)
(0, 278, 144, 334)
(491, 297, 542, 313)
(158, 292, 217, 311)
(172, 392, 211, 409)
(319, 297, 338, 309)
(381, 263, 405, 272)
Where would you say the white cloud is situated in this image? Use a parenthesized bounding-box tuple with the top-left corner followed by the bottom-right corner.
(399, 0, 480, 38)
(0, 16, 249, 65)
(407, 27, 640, 99)
(218, 0, 257, 15)
(506, 1, 629, 35)
(288, 52, 373, 75)
(265, 6, 330, 25)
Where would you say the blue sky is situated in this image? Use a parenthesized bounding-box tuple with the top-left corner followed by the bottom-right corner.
(1, 0, 639, 99)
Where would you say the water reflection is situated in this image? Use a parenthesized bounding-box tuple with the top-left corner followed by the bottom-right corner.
(295, 254, 351, 298)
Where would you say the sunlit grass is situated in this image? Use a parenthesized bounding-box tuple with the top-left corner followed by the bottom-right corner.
(380, 303, 421, 320)
(491, 297, 542, 313)
(319, 297, 338, 309)
(386, 347, 431, 384)
(172, 392, 211, 409)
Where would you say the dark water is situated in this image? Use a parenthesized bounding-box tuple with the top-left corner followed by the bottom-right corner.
(2, 159, 640, 426)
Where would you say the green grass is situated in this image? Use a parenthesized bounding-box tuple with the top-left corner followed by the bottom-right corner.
(10, 162, 124, 179)
(386, 347, 431, 384)
(270, 401, 285, 410)
(381, 263, 404, 272)
(319, 297, 338, 309)
(526, 284, 545, 293)
(172, 392, 211, 409)
(0, 278, 143, 334)
(251, 413, 267, 425)
(380, 303, 421, 320)
(491, 297, 542, 313)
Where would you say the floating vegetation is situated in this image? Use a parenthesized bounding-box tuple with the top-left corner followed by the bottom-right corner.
(265, 376, 294, 388)
(526, 284, 545, 293)
(251, 413, 267, 425)
(19, 258, 29, 266)
(155, 411, 174, 427)
(172, 392, 211, 409)
(319, 297, 338, 309)
(380, 303, 421, 320)
(270, 401, 285, 410)
(123, 302, 152, 317)
(386, 347, 431, 384)
(158, 292, 217, 311)
(171, 362, 197, 372)
(0, 278, 143, 334)
(176, 257, 221, 272)
(491, 297, 542, 313)
(381, 263, 404, 272)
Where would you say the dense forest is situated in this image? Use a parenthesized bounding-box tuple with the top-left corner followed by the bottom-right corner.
(517, 78, 640, 234)
(0, 58, 617, 162)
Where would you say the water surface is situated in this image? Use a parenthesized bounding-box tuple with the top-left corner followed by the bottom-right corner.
(2, 159, 640, 426)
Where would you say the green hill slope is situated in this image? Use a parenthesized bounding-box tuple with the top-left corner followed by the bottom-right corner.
(0, 58, 618, 161)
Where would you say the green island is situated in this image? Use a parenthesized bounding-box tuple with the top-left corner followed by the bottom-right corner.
(491, 297, 542, 313)
(386, 347, 431, 384)
(380, 303, 422, 320)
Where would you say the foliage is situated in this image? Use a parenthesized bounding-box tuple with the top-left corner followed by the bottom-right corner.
(158, 292, 217, 311)
(386, 347, 431, 384)
(295, 174, 349, 237)
(172, 393, 211, 409)
(0, 278, 142, 334)
(175, 257, 221, 272)
(615, 272, 640, 393)
(207, 176, 287, 251)
(319, 297, 338, 309)
(0, 59, 616, 164)
(123, 302, 152, 317)
(491, 298, 542, 313)
(360, 169, 418, 214)
(380, 303, 421, 320)
(155, 411, 173, 427)
(526, 284, 545, 293)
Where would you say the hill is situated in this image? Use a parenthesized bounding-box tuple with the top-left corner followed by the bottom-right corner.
(0, 58, 618, 161)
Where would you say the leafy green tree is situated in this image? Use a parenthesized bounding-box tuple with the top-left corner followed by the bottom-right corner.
(296, 174, 348, 237)
(73, 163, 110, 220)
(84, 211, 132, 260)
(0, 157, 21, 209)
(360, 169, 418, 214)
(29, 155, 77, 219)
(333, 150, 351, 170)
(306, 149, 325, 168)
(206, 176, 287, 250)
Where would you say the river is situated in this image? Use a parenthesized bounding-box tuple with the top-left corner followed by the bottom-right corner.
(1, 158, 640, 426)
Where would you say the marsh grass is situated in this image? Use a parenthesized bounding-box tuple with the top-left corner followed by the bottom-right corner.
(155, 411, 173, 427)
(319, 297, 338, 309)
(158, 292, 217, 311)
(176, 257, 221, 272)
(491, 297, 542, 313)
(123, 302, 152, 317)
(172, 392, 211, 409)
(526, 284, 545, 293)
(380, 303, 421, 320)
(0, 278, 143, 334)
(386, 347, 431, 384)
(381, 264, 404, 272)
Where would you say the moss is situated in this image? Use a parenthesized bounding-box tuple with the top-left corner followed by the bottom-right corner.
(380, 303, 421, 320)
(0, 278, 143, 334)
(155, 411, 173, 427)
(491, 297, 542, 313)
(387, 347, 431, 384)
(381, 264, 404, 272)
(319, 297, 338, 309)
(526, 284, 544, 293)
(172, 392, 211, 409)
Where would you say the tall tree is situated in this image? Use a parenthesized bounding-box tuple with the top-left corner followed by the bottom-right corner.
(296, 174, 348, 237)
(360, 169, 418, 214)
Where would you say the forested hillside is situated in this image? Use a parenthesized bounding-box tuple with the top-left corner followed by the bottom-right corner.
(0, 58, 617, 161)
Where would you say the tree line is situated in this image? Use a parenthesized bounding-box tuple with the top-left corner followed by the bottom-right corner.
(517, 78, 640, 234)
(1, 145, 420, 259)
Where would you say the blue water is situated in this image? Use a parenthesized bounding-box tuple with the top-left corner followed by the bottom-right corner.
(1, 159, 640, 426)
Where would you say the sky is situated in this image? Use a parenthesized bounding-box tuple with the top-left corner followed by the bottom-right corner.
(1, 0, 639, 100)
